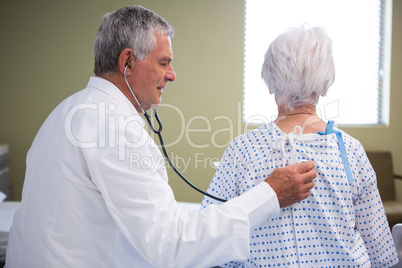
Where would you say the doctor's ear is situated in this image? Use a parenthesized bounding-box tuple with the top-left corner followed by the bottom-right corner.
(118, 48, 135, 74)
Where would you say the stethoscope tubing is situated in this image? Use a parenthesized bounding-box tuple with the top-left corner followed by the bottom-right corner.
(143, 110, 227, 203)
(124, 65, 227, 203)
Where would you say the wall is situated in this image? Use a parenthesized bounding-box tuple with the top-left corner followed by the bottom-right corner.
(0, 0, 401, 203)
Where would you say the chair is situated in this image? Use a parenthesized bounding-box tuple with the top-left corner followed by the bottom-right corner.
(366, 151, 402, 228)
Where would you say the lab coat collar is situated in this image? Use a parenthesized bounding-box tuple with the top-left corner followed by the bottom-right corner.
(87, 76, 145, 128)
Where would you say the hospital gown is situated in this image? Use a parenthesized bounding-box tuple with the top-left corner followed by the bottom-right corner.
(202, 121, 398, 267)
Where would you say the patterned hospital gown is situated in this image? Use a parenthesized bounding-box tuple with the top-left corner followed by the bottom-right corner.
(201, 121, 398, 267)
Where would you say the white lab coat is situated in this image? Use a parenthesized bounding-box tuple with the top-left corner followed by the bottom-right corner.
(6, 77, 279, 268)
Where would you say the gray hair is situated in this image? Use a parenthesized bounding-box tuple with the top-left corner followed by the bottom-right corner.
(94, 5, 174, 76)
(261, 26, 335, 111)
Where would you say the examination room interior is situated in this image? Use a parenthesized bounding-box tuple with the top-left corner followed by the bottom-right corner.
(0, 0, 401, 205)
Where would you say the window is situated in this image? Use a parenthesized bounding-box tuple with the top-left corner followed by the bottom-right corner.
(244, 0, 392, 125)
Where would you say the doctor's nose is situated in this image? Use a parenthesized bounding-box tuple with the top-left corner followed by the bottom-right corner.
(166, 65, 176, 82)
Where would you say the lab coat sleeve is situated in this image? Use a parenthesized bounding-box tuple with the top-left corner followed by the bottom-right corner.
(83, 122, 279, 267)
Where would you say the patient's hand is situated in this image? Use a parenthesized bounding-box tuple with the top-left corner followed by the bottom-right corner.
(265, 161, 316, 208)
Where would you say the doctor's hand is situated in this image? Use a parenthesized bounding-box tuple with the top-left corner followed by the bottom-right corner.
(265, 161, 316, 208)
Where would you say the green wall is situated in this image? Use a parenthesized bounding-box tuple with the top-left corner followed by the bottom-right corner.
(0, 0, 401, 203)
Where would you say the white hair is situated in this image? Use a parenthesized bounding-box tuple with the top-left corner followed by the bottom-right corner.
(261, 25, 335, 111)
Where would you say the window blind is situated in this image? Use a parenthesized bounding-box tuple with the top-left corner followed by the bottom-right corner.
(244, 0, 391, 125)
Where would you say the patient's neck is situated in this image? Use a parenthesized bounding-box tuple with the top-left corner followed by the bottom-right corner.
(275, 105, 326, 134)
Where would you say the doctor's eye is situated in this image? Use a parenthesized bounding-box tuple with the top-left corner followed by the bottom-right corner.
(160, 59, 172, 67)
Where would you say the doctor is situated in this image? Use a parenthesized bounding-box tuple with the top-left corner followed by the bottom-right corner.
(6, 5, 316, 268)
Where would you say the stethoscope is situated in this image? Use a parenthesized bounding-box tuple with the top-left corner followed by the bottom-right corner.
(124, 65, 227, 202)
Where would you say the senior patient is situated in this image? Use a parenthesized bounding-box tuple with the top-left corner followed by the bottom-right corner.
(202, 26, 398, 267)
